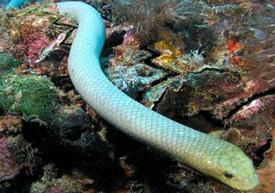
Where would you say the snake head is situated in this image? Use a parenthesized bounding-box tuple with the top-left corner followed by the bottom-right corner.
(204, 142, 259, 191)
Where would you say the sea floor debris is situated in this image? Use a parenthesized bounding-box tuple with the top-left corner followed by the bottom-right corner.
(0, 0, 274, 193)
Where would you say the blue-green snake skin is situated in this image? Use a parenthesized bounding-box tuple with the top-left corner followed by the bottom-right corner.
(5, 1, 259, 190)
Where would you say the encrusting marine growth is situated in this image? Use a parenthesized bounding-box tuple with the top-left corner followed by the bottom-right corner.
(4, 0, 260, 191)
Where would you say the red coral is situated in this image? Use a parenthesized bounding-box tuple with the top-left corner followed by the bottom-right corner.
(15, 29, 50, 74)
(227, 38, 242, 53)
(26, 32, 49, 64)
(226, 38, 244, 67)
(13, 21, 50, 69)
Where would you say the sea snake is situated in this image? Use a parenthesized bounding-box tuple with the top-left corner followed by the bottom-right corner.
(5, 1, 259, 190)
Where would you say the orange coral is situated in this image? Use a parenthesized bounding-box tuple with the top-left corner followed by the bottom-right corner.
(226, 38, 244, 67)
(0, 115, 22, 134)
(227, 38, 242, 53)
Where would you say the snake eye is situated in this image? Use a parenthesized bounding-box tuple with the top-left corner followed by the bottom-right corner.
(223, 172, 234, 179)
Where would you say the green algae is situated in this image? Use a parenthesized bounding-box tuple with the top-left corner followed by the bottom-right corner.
(0, 52, 21, 73)
(0, 72, 60, 122)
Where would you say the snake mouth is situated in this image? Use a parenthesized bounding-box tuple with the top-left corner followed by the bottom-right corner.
(242, 173, 260, 191)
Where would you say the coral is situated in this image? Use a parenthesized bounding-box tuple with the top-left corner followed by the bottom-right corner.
(30, 164, 82, 193)
(0, 1, 273, 193)
(146, 70, 242, 116)
(179, 1, 275, 120)
(0, 12, 13, 53)
(226, 95, 275, 126)
(110, 44, 151, 66)
(105, 65, 140, 93)
(223, 95, 275, 159)
(1, 4, 70, 75)
(105, 62, 167, 97)
(242, 4, 275, 86)
(104, 30, 167, 96)
(213, 78, 273, 119)
(7, 135, 42, 176)
(35, 32, 67, 63)
(152, 40, 210, 74)
(256, 128, 275, 193)
(0, 73, 107, 160)
(0, 72, 60, 122)
(111, 0, 178, 43)
(0, 136, 20, 182)
(70, 131, 113, 168)
(0, 52, 21, 73)
(4, 9, 53, 62)
(143, 75, 186, 109)
(0, 134, 42, 192)
(26, 32, 50, 64)
(0, 115, 22, 135)
(54, 105, 91, 133)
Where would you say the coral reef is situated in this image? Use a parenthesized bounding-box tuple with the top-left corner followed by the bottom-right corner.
(0, 0, 274, 193)
(0, 72, 60, 122)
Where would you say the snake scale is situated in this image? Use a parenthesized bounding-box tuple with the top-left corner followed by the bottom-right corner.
(5, 1, 259, 190)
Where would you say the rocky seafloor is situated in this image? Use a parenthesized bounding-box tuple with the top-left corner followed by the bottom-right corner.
(0, 0, 274, 193)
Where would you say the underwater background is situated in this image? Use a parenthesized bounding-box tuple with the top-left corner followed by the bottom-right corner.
(0, 0, 274, 193)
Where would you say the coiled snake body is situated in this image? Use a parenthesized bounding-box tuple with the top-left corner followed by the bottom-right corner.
(6, 1, 259, 190)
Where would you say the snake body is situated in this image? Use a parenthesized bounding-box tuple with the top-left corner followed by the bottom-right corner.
(5, 0, 26, 9)
(6, 1, 259, 190)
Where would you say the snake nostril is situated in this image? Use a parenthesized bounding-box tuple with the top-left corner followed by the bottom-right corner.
(223, 172, 234, 179)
